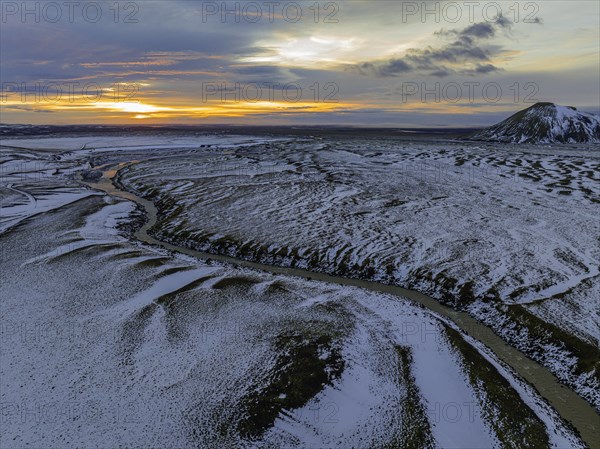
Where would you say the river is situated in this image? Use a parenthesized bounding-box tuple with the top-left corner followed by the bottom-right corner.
(87, 162, 599, 449)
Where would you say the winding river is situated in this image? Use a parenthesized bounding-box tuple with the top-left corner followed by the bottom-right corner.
(87, 163, 599, 449)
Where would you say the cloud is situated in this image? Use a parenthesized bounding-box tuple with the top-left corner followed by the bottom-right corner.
(354, 16, 521, 78)
(2, 105, 56, 113)
(357, 59, 412, 77)
(470, 64, 502, 74)
(78, 51, 224, 69)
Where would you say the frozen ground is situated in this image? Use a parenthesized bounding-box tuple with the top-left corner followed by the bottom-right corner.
(0, 190, 584, 448)
(0, 134, 597, 447)
(111, 136, 599, 406)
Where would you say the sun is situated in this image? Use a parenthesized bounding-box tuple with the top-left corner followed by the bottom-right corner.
(93, 101, 170, 114)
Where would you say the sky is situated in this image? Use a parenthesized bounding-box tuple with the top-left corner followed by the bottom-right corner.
(1, 0, 599, 126)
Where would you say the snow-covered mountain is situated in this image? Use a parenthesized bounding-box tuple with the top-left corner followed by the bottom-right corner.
(471, 102, 600, 144)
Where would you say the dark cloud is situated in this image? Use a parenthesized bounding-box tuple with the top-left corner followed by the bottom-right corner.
(354, 17, 520, 78)
(471, 64, 501, 74)
(459, 22, 496, 39)
(2, 105, 56, 113)
(235, 46, 282, 56)
(232, 65, 286, 76)
(429, 69, 451, 78)
(357, 59, 412, 77)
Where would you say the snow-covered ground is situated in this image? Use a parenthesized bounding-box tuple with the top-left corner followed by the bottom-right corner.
(113, 137, 600, 407)
(0, 193, 583, 448)
(0, 134, 596, 446)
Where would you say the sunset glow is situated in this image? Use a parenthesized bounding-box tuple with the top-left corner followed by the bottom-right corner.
(1, 1, 599, 126)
